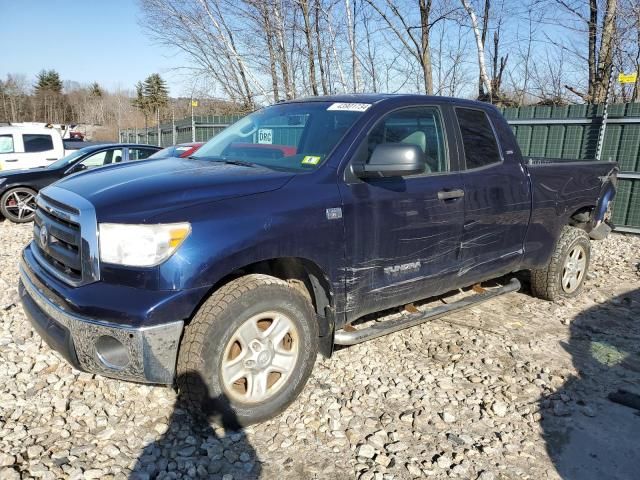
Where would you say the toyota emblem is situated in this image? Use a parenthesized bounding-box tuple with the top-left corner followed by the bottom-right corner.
(39, 225, 49, 249)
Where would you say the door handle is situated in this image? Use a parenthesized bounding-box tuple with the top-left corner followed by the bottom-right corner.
(437, 189, 465, 200)
(46, 158, 57, 161)
(4, 159, 18, 162)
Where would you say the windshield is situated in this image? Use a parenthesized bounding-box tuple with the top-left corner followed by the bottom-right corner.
(46, 148, 89, 169)
(191, 102, 369, 171)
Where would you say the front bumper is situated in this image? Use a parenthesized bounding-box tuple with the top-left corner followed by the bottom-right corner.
(19, 258, 184, 385)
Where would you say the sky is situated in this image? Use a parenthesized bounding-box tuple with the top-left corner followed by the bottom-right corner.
(0, 0, 188, 95)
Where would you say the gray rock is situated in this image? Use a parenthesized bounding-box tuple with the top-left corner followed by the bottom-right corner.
(357, 444, 376, 459)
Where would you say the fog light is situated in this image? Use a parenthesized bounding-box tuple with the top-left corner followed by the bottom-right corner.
(95, 335, 129, 369)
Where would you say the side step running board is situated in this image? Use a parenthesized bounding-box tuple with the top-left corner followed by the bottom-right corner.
(334, 278, 521, 346)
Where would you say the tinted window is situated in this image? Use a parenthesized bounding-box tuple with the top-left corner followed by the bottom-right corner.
(366, 107, 448, 173)
(456, 108, 501, 169)
(23, 134, 54, 153)
(128, 148, 155, 161)
(0, 135, 14, 153)
(79, 149, 123, 169)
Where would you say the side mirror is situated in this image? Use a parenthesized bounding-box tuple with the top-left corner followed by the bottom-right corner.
(65, 163, 87, 175)
(355, 143, 426, 178)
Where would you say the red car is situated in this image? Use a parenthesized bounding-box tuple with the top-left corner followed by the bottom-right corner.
(148, 142, 204, 159)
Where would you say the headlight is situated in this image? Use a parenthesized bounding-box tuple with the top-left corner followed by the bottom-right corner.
(99, 223, 191, 267)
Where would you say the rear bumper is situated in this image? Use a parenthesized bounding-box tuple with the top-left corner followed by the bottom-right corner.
(19, 252, 185, 385)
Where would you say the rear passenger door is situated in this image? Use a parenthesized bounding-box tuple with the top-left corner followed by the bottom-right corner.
(454, 107, 530, 283)
(21, 133, 58, 169)
(340, 105, 465, 321)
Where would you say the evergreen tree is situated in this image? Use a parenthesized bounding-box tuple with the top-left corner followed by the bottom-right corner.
(34, 70, 63, 95)
(142, 74, 169, 145)
(89, 82, 103, 98)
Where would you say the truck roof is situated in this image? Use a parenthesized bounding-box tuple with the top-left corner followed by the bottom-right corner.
(282, 93, 494, 109)
(0, 125, 63, 135)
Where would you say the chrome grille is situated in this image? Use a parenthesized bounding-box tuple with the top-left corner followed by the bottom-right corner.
(32, 186, 100, 286)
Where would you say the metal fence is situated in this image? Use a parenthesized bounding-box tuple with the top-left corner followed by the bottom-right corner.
(121, 103, 640, 233)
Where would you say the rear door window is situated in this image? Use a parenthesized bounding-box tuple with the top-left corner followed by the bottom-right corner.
(0, 135, 14, 153)
(128, 148, 155, 161)
(455, 108, 501, 169)
(23, 134, 54, 153)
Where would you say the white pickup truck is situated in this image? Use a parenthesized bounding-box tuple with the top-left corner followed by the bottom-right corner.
(0, 125, 73, 171)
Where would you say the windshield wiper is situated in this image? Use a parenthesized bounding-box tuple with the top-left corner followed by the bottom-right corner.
(192, 155, 257, 168)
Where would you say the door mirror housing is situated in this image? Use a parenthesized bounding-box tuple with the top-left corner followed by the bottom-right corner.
(355, 143, 426, 178)
(65, 163, 87, 175)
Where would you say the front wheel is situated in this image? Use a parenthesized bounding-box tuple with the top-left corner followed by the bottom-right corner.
(176, 274, 319, 425)
(1, 187, 37, 223)
(530, 226, 591, 301)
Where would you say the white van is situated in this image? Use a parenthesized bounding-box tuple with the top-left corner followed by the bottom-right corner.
(0, 126, 71, 171)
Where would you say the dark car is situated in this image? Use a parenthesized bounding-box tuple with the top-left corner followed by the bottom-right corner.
(0, 143, 161, 223)
(148, 142, 204, 159)
(18, 95, 617, 425)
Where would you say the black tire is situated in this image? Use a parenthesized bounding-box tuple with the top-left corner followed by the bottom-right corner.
(0, 187, 38, 223)
(176, 274, 319, 426)
(530, 226, 591, 301)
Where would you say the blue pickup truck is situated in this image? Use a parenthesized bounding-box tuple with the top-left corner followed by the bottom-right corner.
(18, 95, 617, 424)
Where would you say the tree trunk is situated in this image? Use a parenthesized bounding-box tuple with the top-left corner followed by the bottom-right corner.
(314, 0, 329, 95)
(479, 0, 490, 97)
(587, 0, 598, 101)
(299, 0, 319, 95)
(344, 0, 360, 92)
(419, 0, 433, 95)
(273, 2, 294, 99)
(461, 0, 492, 97)
(592, 0, 618, 103)
(261, 3, 280, 102)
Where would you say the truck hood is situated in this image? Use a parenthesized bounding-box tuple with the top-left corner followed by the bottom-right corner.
(53, 158, 296, 222)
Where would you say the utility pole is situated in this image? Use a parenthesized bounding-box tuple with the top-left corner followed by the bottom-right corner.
(172, 104, 176, 146)
(157, 107, 161, 147)
(191, 97, 197, 142)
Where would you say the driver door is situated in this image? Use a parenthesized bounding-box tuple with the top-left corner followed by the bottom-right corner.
(339, 105, 465, 321)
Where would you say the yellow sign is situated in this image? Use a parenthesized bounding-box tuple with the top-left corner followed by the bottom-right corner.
(191, 100, 199, 107)
(618, 72, 637, 84)
(301, 155, 321, 165)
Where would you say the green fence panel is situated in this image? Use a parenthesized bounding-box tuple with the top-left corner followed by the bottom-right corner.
(618, 124, 640, 172)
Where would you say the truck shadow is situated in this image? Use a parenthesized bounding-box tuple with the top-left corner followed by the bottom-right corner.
(129, 371, 261, 479)
(540, 288, 640, 479)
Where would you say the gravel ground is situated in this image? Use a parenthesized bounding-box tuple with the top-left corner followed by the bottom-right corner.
(1, 221, 639, 480)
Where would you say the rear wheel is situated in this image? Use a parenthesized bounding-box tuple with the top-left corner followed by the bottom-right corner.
(0, 187, 37, 223)
(530, 226, 591, 301)
(176, 274, 319, 425)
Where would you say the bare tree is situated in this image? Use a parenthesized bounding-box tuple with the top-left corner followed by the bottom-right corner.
(460, 0, 492, 97)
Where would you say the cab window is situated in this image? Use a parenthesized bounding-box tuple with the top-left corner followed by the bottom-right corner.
(23, 134, 53, 153)
(455, 108, 501, 169)
(365, 107, 448, 173)
(0, 135, 14, 153)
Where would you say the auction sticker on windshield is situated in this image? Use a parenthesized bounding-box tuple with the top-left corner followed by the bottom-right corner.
(258, 129, 273, 144)
(301, 155, 321, 165)
(327, 103, 371, 112)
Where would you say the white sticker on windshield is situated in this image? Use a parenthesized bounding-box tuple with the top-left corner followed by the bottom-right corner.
(258, 128, 273, 144)
(327, 102, 371, 112)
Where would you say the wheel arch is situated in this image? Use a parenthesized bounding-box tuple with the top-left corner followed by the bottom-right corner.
(186, 256, 335, 356)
